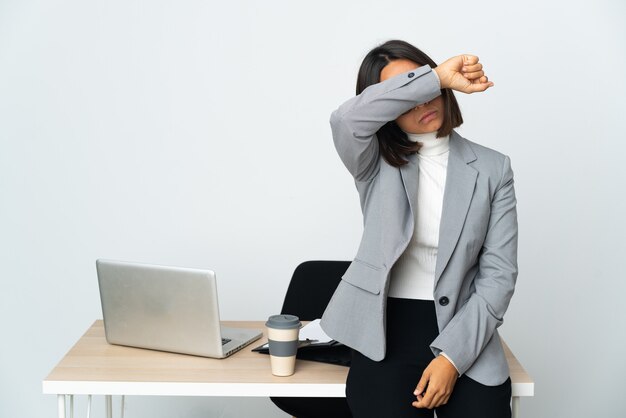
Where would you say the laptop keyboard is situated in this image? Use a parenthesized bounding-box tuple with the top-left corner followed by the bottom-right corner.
(221, 338, 231, 346)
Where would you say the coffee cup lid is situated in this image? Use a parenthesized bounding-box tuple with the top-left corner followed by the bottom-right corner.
(266, 314, 301, 329)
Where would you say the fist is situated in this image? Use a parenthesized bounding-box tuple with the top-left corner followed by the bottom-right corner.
(434, 55, 494, 94)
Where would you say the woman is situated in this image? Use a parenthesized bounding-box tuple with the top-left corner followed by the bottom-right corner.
(320, 40, 518, 418)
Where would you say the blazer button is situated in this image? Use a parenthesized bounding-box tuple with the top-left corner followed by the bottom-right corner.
(438, 296, 449, 306)
(408, 72, 414, 78)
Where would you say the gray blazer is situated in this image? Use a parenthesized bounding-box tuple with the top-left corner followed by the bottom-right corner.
(319, 65, 518, 386)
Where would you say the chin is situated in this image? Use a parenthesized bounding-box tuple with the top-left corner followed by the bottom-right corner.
(400, 120, 442, 135)
(424, 122, 443, 134)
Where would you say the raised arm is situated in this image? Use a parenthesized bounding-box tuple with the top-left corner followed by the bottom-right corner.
(330, 55, 494, 182)
(330, 65, 440, 181)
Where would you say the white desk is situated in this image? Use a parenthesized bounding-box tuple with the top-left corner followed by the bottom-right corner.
(43, 320, 533, 417)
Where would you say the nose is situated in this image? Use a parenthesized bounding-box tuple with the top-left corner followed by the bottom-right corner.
(414, 100, 431, 109)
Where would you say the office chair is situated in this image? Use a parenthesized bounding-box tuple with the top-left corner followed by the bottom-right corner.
(270, 260, 353, 418)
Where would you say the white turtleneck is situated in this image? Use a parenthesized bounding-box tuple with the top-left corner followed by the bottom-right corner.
(387, 131, 450, 300)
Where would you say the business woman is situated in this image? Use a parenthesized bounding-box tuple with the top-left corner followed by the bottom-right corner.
(320, 40, 518, 418)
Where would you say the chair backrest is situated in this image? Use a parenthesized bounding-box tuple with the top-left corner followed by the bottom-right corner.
(280, 260, 350, 321)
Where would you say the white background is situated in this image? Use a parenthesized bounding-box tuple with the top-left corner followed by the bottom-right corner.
(1, 0, 624, 417)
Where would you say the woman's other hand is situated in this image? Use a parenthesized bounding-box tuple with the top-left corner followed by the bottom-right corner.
(412, 355, 459, 409)
(435, 55, 494, 94)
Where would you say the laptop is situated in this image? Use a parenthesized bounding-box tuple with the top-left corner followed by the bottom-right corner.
(96, 259, 262, 358)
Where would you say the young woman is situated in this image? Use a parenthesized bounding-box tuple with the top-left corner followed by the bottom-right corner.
(320, 40, 518, 418)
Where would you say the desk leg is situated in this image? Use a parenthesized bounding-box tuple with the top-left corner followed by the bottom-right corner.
(105, 395, 112, 418)
(57, 395, 66, 418)
(512, 396, 520, 418)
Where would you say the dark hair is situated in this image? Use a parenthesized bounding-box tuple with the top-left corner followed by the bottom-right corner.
(356, 40, 463, 167)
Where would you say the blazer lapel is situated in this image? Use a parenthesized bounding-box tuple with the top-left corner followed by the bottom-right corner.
(399, 152, 419, 226)
(434, 132, 478, 284)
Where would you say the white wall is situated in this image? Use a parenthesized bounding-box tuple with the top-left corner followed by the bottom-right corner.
(1, 1, 624, 417)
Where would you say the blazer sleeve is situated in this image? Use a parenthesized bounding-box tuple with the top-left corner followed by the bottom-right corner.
(430, 155, 518, 376)
(329, 65, 441, 182)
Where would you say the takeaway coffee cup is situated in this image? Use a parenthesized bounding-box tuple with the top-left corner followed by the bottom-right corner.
(265, 314, 301, 376)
